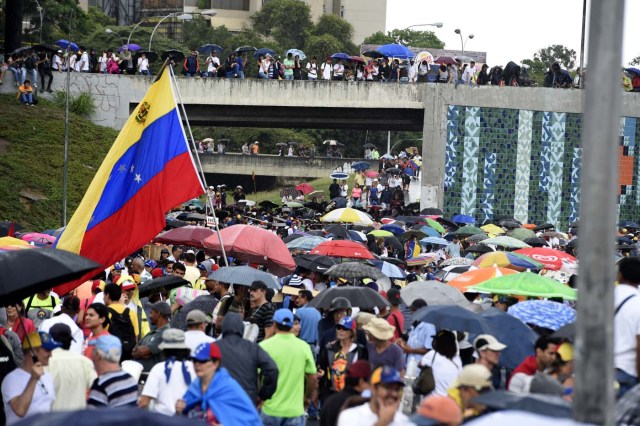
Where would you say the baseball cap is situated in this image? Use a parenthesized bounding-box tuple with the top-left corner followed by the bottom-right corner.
(273, 308, 294, 327)
(411, 396, 463, 426)
(158, 328, 190, 350)
(386, 287, 402, 305)
(336, 316, 356, 331)
(22, 331, 61, 351)
(192, 342, 222, 362)
(119, 277, 137, 291)
(370, 366, 404, 386)
(347, 360, 371, 380)
(113, 262, 125, 271)
(150, 302, 172, 317)
(473, 334, 507, 352)
(89, 334, 122, 362)
(453, 364, 493, 390)
(186, 309, 209, 325)
(145, 260, 157, 268)
(556, 342, 573, 362)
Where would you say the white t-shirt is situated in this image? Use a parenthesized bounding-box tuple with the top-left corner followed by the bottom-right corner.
(80, 52, 89, 71)
(340, 184, 348, 197)
(321, 62, 332, 80)
(306, 61, 317, 78)
(2, 368, 55, 425)
(301, 278, 314, 291)
(333, 63, 344, 77)
(138, 57, 149, 72)
(184, 330, 215, 355)
(69, 54, 77, 72)
(462, 65, 477, 84)
(53, 55, 62, 70)
(207, 56, 220, 73)
(614, 284, 640, 376)
(39, 313, 85, 354)
(337, 401, 413, 426)
(141, 360, 196, 416)
(420, 351, 462, 396)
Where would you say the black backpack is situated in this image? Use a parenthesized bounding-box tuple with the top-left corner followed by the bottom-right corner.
(107, 307, 136, 360)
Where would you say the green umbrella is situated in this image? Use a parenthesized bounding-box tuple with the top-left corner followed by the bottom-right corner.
(468, 271, 577, 301)
(480, 236, 531, 249)
(285, 201, 304, 208)
(425, 218, 446, 234)
(368, 230, 394, 238)
(454, 226, 485, 236)
(509, 228, 536, 241)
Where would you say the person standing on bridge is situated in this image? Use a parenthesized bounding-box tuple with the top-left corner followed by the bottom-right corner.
(251, 141, 259, 156)
(184, 50, 199, 77)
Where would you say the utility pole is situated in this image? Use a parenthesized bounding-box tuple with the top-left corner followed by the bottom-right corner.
(578, 0, 587, 88)
(573, 0, 625, 424)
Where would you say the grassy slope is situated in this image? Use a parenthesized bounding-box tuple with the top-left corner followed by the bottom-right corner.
(0, 95, 116, 231)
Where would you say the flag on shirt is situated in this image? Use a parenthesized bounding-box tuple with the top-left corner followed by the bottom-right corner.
(55, 65, 204, 294)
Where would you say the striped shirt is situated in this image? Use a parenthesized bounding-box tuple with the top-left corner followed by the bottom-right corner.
(249, 302, 274, 343)
(87, 370, 138, 408)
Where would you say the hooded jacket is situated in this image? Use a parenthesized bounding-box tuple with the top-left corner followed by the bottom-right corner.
(215, 312, 279, 403)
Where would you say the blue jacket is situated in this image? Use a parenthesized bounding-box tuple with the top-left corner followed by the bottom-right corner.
(183, 367, 261, 426)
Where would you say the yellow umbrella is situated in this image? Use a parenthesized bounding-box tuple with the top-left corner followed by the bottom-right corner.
(0, 237, 30, 247)
(481, 224, 505, 236)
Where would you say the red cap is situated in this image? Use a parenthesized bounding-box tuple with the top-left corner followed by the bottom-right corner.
(347, 360, 371, 379)
(209, 342, 221, 360)
(151, 268, 164, 278)
(211, 264, 220, 272)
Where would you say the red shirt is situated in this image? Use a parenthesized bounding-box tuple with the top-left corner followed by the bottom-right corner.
(507, 355, 538, 387)
(11, 317, 35, 344)
(387, 310, 405, 342)
(84, 329, 110, 360)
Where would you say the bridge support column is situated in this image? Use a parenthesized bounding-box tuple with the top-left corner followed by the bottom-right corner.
(420, 84, 447, 209)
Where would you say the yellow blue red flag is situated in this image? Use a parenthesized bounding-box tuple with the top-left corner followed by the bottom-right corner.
(55, 66, 204, 293)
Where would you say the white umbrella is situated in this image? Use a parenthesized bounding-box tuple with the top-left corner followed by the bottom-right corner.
(414, 50, 434, 64)
(320, 208, 373, 225)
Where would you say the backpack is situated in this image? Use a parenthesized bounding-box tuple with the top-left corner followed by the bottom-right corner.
(25, 56, 36, 70)
(107, 307, 136, 360)
(26, 295, 56, 329)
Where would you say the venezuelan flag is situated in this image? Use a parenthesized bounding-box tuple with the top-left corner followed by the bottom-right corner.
(55, 66, 204, 293)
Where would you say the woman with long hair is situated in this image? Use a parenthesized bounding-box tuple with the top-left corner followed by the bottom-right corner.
(4, 301, 35, 343)
(419, 330, 462, 396)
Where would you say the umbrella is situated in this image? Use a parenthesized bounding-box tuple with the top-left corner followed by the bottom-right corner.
(466, 233, 490, 244)
(420, 236, 449, 246)
(421, 207, 444, 216)
(376, 43, 414, 59)
(454, 226, 485, 236)
(499, 219, 523, 229)
(452, 214, 476, 224)
(402, 230, 427, 241)
(439, 257, 474, 267)
(235, 46, 257, 53)
(414, 50, 435, 64)
(413, 305, 491, 334)
(508, 300, 576, 331)
(480, 223, 506, 235)
(348, 230, 367, 243)
(552, 322, 575, 339)
(509, 227, 536, 241)
(352, 161, 371, 171)
(349, 55, 365, 63)
(436, 217, 458, 230)
(161, 49, 185, 62)
(308, 190, 325, 198)
(619, 220, 640, 229)
(254, 47, 275, 58)
(363, 143, 377, 149)
(310, 240, 374, 259)
(331, 52, 351, 60)
(294, 254, 337, 272)
(0, 221, 23, 237)
(286, 48, 306, 59)
(418, 226, 440, 237)
(308, 286, 389, 310)
(447, 266, 519, 292)
(186, 212, 207, 221)
(197, 44, 223, 54)
(435, 265, 478, 283)
(470, 271, 577, 301)
(0, 236, 30, 247)
(385, 167, 402, 174)
(0, 249, 100, 304)
(285, 201, 304, 208)
(137, 276, 190, 297)
(481, 236, 531, 249)
(275, 142, 288, 147)
(208, 265, 279, 289)
(473, 251, 542, 271)
(479, 308, 537, 369)
(401, 280, 472, 308)
(165, 218, 189, 229)
(364, 170, 379, 178)
(286, 236, 326, 251)
(425, 219, 446, 234)
(367, 260, 406, 279)
(514, 248, 577, 271)
(259, 200, 279, 209)
(295, 183, 314, 194)
(454, 55, 475, 63)
(55, 39, 79, 51)
(361, 50, 386, 59)
(16, 407, 203, 426)
(325, 262, 386, 280)
(465, 244, 494, 255)
(382, 236, 404, 254)
(463, 411, 587, 426)
(137, 51, 158, 62)
(534, 223, 556, 232)
(330, 197, 348, 208)
(33, 43, 58, 53)
(283, 233, 306, 243)
(201, 225, 295, 276)
(324, 224, 350, 239)
(524, 237, 549, 247)
(10, 46, 32, 55)
(321, 208, 373, 225)
(118, 44, 141, 52)
(153, 226, 214, 248)
(434, 56, 456, 65)
(330, 172, 349, 180)
(380, 224, 404, 236)
(20, 232, 55, 246)
(471, 391, 573, 419)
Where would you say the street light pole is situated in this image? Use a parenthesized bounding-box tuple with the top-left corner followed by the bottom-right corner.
(454, 29, 474, 54)
(148, 9, 217, 51)
(105, 28, 125, 46)
(579, 0, 587, 88)
(404, 22, 443, 30)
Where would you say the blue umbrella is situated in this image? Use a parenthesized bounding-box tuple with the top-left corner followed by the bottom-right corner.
(16, 407, 203, 426)
(368, 259, 407, 279)
(381, 224, 404, 237)
(118, 44, 141, 53)
(198, 44, 223, 54)
(348, 230, 367, 243)
(419, 226, 440, 237)
(619, 220, 640, 229)
(508, 300, 576, 331)
(331, 52, 351, 60)
(254, 47, 275, 59)
(352, 161, 370, 171)
(421, 236, 449, 246)
(452, 214, 476, 224)
(286, 48, 306, 60)
(330, 172, 349, 180)
(475, 308, 537, 370)
(414, 305, 491, 334)
(208, 265, 280, 289)
(376, 43, 414, 60)
(286, 236, 326, 251)
(330, 197, 347, 208)
(55, 39, 78, 51)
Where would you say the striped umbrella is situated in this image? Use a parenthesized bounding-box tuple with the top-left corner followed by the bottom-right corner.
(321, 208, 373, 225)
(473, 252, 543, 271)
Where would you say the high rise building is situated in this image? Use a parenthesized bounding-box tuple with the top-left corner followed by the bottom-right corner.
(325, 0, 387, 45)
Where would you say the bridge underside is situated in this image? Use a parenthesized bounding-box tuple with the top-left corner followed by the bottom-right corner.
(130, 104, 424, 131)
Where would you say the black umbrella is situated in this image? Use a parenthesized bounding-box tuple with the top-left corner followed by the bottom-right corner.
(10, 46, 32, 55)
(0, 249, 101, 304)
(421, 207, 444, 216)
(165, 218, 189, 229)
(324, 224, 351, 239)
(171, 294, 217, 331)
(137, 276, 190, 297)
(16, 407, 202, 426)
(0, 221, 23, 237)
(524, 237, 549, 247)
(385, 167, 402, 174)
(161, 49, 185, 62)
(534, 223, 555, 232)
(378, 256, 406, 267)
(436, 217, 459, 230)
(306, 230, 326, 237)
(382, 236, 404, 254)
(361, 50, 386, 59)
(137, 51, 158, 62)
(259, 200, 279, 209)
(197, 43, 223, 55)
(499, 219, 522, 229)
(309, 286, 389, 310)
(186, 212, 207, 221)
(288, 141, 299, 146)
(235, 46, 257, 54)
(33, 43, 58, 53)
(330, 197, 348, 208)
(294, 254, 337, 272)
(275, 142, 288, 147)
(552, 322, 575, 339)
(465, 244, 494, 254)
(471, 390, 572, 418)
(325, 262, 386, 280)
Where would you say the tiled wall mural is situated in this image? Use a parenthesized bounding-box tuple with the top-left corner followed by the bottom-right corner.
(443, 106, 639, 229)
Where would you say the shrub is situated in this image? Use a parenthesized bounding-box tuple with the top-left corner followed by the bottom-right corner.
(52, 91, 96, 118)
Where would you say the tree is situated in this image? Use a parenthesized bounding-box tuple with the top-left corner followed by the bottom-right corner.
(363, 29, 444, 49)
(311, 15, 356, 55)
(533, 44, 577, 69)
(251, 0, 312, 49)
(314, 15, 353, 41)
(630, 56, 640, 66)
(521, 58, 548, 87)
(182, 17, 217, 50)
(305, 34, 343, 62)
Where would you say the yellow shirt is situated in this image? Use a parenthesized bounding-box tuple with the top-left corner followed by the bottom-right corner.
(24, 294, 60, 311)
(107, 303, 140, 338)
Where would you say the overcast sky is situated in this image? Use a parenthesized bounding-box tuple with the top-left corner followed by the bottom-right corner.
(386, 0, 639, 67)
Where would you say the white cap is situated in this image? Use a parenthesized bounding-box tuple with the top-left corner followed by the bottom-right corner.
(473, 334, 507, 352)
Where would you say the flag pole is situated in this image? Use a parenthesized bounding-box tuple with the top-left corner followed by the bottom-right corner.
(167, 65, 229, 267)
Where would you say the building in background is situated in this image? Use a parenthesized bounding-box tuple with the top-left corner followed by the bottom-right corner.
(325, 0, 386, 45)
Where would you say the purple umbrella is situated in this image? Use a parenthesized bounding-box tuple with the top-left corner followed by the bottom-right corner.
(118, 44, 142, 53)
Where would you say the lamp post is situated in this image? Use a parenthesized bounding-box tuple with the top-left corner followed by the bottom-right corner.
(404, 22, 443, 30)
(105, 28, 125, 46)
(148, 9, 217, 51)
(454, 29, 474, 54)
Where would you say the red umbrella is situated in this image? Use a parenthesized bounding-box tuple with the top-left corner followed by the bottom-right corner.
(153, 225, 214, 248)
(202, 225, 295, 276)
(295, 183, 315, 195)
(350, 55, 365, 63)
(434, 56, 456, 65)
(514, 248, 577, 271)
(309, 240, 374, 259)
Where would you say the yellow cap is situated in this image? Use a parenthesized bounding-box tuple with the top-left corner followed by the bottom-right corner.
(557, 342, 573, 362)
